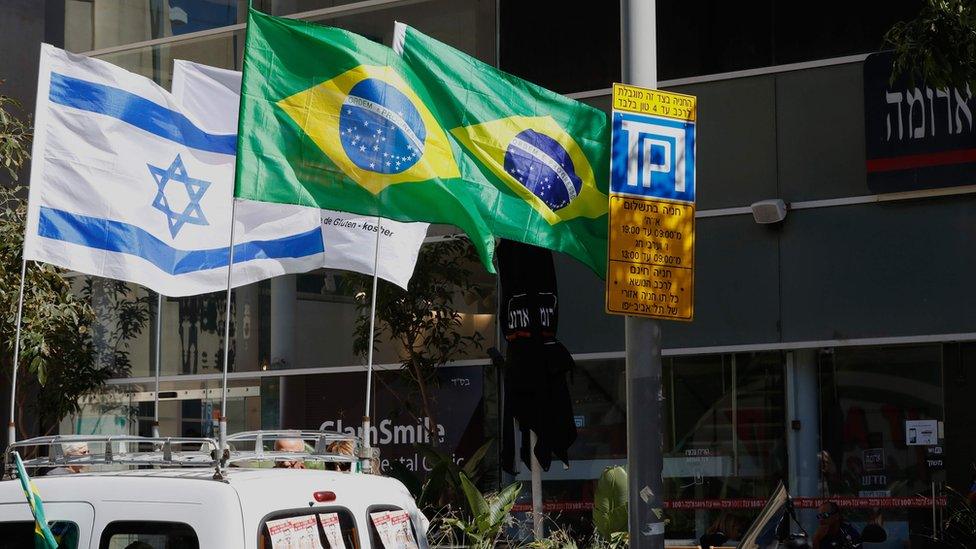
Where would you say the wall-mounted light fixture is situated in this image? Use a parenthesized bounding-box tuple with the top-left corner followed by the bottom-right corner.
(750, 199, 788, 224)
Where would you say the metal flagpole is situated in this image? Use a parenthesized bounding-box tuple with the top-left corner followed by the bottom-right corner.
(530, 430, 544, 539)
(152, 293, 163, 438)
(361, 216, 382, 472)
(7, 257, 28, 446)
(219, 198, 239, 451)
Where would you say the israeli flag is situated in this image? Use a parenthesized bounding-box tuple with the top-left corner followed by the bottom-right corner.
(24, 45, 423, 296)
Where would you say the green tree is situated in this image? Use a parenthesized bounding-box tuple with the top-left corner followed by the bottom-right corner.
(885, 0, 976, 87)
(0, 85, 150, 439)
(351, 238, 485, 446)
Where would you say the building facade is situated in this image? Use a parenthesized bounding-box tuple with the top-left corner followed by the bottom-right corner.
(2, 0, 973, 545)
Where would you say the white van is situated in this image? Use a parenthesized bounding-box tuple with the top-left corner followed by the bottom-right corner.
(0, 432, 429, 549)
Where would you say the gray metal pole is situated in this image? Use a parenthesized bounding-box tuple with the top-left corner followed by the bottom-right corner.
(152, 292, 163, 438)
(219, 198, 239, 451)
(361, 215, 383, 473)
(7, 257, 28, 445)
(621, 1, 665, 548)
(530, 430, 544, 539)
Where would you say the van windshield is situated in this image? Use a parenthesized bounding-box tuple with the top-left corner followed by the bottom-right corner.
(0, 521, 79, 549)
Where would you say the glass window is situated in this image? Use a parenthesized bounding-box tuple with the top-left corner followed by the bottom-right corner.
(818, 344, 944, 547)
(499, 0, 620, 94)
(99, 521, 199, 549)
(65, 0, 246, 53)
(656, 1, 774, 81)
(663, 2, 925, 81)
(663, 352, 786, 541)
(571, 358, 626, 461)
(366, 506, 419, 548)
(819, 345, 944, 498)
(306, 0, 494, 62)
(771, 1, 923, 66)
(258, 508, 358, 549)
(0, 521, 80, 549)
(63, 378, 265, 439)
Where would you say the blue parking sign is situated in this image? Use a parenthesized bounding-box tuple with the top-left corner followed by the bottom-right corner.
(611, 111, 696, 203)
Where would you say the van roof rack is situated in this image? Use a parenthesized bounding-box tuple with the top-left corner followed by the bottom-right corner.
(3, 434, 221, 479)
(224, 430, 363, 467)
(3, 430, 370, 480)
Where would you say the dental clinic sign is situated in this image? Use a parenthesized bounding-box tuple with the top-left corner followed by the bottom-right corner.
(606, 83, 697, 321)
(305, 365, 484, 476)
(864, 52, 976, 193)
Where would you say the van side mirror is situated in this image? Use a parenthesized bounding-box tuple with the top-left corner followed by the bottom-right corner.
(861, 523, 887, 543)
(700, 532, 729, 548)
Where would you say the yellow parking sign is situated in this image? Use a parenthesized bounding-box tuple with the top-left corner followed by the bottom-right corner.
(606, 84, 697, 321)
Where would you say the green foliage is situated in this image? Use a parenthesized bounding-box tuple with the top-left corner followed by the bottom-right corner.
(885, 0, 976, 88)
(593, 465, 629, 541)
(0, 83, 31, 182)
(0, 96, 149, 436)
(442, 472, 521, 549)
(524, 529, 580, 549)
(351, 238, 484, 442)
(524, 526, 627, 549)
(387, 438, 494, 514)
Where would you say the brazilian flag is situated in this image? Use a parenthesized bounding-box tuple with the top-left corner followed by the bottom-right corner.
(394, 23, 610, 275)
(235, 8, 609, 275)
(12, 452, 58, 549)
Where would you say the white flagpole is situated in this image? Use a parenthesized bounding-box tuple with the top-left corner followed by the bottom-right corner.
(151, 292, 163, 438)
(361, 216, 382, 472)
(7, 257, 28, 446)
(219, 198, 239, 451)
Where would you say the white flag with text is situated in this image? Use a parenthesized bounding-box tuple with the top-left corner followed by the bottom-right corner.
(172, 60, 427, 290)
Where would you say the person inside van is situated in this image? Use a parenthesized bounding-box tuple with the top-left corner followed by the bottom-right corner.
(325, 440, 354, 472)
(274, 438, 306, 469)
(47, 442, 89, 475)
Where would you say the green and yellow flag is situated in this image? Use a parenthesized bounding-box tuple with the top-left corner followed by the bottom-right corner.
(394, 23, 610, 275)
(12, 452, 58, 549)
(235, 9, 609, 274)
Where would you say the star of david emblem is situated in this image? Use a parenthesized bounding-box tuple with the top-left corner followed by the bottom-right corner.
(148, 154, 211, 238)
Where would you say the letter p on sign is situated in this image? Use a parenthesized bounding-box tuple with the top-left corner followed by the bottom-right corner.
(611, 112, 696, 203)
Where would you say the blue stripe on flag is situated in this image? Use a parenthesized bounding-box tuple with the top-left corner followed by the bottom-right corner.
(48, 72, 237, 155)
(37, 207, 323, 275)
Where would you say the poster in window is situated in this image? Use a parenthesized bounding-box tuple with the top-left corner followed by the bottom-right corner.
(389, 510, 419, 549)
(319, 513, 346, 549)
(370, 511, 397, 548)
(266, 516, 324, 548)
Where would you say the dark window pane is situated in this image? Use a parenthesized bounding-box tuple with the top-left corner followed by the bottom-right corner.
(0, 521, 79, 549)
(657, 1, 774, 80)
(663, 352, 786, 540)
(499, 0, 620, 93)
(818, 344, 944, 548)
(99, 521, 199, 549)
(772, 1, 922, 65)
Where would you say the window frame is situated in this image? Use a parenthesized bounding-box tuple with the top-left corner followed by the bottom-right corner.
(365, 504, 420, 548)
(257, 506, 361, 549)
